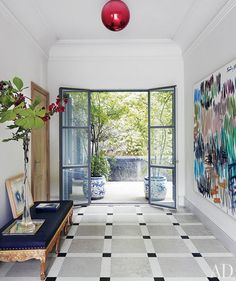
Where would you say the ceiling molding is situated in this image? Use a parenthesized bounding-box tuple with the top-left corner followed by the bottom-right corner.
(32, 1, 58, 41)
(173, 0, 200, 41)
(54, 38, 175, 46)
(0, 1, 48, 58)
(49, 39, 182, 60)
(183, 0, 236, 57)
(49, 56, 183, 62)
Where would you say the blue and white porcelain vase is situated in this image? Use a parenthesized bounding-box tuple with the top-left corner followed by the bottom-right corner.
(144, 175, 167, 201)
(83, 176, 106, 199)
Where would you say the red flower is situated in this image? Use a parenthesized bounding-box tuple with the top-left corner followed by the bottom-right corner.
(14, 93, 25, 106)
(56, 106, 65, 113)
(48, 103, 56, 111)
(56, 95, 61, 106)
(42, 114, 50, 122)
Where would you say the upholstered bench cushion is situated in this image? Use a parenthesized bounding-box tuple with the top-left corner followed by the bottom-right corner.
(0, 200, 73, 250)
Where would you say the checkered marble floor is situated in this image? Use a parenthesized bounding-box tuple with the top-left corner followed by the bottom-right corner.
(1, 205, 236, 281)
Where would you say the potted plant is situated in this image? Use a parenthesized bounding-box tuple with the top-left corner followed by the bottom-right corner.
(144, 175, 167, 200)
(83, 92, 118, 199)
(83, 153, 110, 199)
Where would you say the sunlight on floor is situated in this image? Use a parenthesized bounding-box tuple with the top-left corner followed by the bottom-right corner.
(96, 181, 173, 204)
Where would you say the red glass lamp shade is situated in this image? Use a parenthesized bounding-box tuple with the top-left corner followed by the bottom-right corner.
(101, 0, 130, 32)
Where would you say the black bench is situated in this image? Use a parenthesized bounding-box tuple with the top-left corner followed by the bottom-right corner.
(0, 200, 73, 280)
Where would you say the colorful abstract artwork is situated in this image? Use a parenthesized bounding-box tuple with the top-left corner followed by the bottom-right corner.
(194, 59, 236, 217)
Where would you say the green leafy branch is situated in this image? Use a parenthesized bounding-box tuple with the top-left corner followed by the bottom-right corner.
(0, 77, 68, 142)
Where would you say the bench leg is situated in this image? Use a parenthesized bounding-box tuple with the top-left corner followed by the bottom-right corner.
(64, 224, 68, 235)
(69, 212, 73, 225)
(56, 236, 60, 255)
(64, 210, 73, 235)
(40, 256, 46, 280)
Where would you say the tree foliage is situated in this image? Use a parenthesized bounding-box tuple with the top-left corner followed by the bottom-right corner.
(70, 90, 173, 173)
(90, 92, 129, 156)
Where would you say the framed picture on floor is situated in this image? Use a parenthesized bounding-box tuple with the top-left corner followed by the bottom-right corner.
(5, 173, 34, 218)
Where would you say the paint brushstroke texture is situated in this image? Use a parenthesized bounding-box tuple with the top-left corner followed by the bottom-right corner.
(194, 59, 236, 217)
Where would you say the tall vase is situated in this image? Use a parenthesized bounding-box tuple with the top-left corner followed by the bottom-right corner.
(17, 133, 35, 233)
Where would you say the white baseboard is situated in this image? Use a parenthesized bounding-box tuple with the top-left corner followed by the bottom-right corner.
(185, 197, 236, 256)
(178, 196, 185, 206)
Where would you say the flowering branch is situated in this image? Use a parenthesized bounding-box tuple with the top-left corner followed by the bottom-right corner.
(0, 77, 68, 142)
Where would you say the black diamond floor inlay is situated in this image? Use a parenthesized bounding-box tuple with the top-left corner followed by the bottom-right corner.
(45, 278, 57, 281)
(103, 253, 112, 257)
(143, 236, 151, 239)
(148, 253, 157, 257)
(181, 235, 189, 239)
(105, 236, 112, 239)
(192, 253, 202, 257)
(57, 253, 67, 257)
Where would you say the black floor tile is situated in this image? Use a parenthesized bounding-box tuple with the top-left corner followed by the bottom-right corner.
(57, 253, 67, 257)
(192, 253, 202, 257)
(181, 235, 189, 239)
(148, 253, 157, 257)
(103, 253, 112, 257)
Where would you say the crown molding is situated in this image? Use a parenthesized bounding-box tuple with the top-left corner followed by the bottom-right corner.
(49, 39, 182, 60)
(183, 0, 236, 57)
(173, 0, 201, 42)
(0, 1, 49, 59)
(49, 56, 183, 63)
(55, 38, 174, 46)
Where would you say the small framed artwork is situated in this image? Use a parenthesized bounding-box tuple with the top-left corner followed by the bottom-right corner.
(5, 174, 34, 218)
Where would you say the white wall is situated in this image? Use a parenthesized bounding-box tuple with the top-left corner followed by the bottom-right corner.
(0, 6, 48, 227)
(184, 6, 236, 242)
(48, 40, 185, 205)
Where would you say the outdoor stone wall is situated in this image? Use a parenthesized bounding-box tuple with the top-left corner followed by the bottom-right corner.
(108, 156, 147, 181)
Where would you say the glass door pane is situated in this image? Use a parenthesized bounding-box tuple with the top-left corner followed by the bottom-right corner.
(148, 87, 176, 209)
(60, 89, 91, 205)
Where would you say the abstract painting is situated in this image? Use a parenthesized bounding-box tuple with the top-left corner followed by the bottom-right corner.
(194, 59, 236, 217)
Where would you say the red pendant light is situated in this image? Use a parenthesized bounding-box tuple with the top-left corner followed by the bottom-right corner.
(101, 0, 130, 32)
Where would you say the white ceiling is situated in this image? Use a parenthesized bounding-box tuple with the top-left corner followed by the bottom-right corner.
(0, 0, 230, 55)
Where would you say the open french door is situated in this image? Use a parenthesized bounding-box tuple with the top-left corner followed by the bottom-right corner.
(148, 86, 177, 209)
(59, 88, 91, 206)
